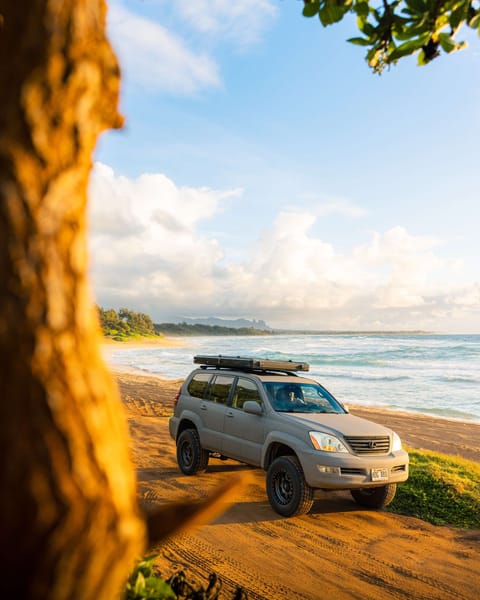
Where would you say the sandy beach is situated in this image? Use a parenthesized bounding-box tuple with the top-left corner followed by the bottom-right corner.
(115, 369, 480, 599)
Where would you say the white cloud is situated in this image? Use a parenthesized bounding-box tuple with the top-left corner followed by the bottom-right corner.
(89, 163, 241, 309)
(353, 227, 443, 308)
(298, 194, 368, 219)
(88, 165, 479, 331)
(107, 3, 220, 94)
(448, 284, 480, 307)
(315, 201, 367, 219)
(106, 0, 277, 94)
(174, 0, 278, 46)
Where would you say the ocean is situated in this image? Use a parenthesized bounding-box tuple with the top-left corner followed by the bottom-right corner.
(104, 333, 480, 423)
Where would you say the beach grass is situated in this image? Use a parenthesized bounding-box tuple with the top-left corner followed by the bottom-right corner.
(103, 332, 163, 342)
(389, 448, 480, 528)
(124, 555, 242, 600)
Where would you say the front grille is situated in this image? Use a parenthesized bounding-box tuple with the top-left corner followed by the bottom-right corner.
(344, 435, 390, 455)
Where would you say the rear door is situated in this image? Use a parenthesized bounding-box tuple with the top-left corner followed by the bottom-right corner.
(198, 374, 234, 451)
(221, 377, 265, 465)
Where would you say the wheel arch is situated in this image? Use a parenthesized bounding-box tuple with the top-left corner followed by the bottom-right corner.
(176, 417, 197, 440)
(264, 441, 297, 470)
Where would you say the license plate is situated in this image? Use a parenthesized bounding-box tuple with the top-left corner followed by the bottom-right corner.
(371, 468, 388, 481)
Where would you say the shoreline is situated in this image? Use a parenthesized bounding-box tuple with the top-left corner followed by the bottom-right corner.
(101, 335, 188, 350)
(103, 339, 480, 426)
(113, 369, 480, 463)
(107, 363, 480, 426)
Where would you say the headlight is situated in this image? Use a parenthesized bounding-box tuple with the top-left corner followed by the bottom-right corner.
(392, 432, 402, 451)
(309, 431, 348, 453)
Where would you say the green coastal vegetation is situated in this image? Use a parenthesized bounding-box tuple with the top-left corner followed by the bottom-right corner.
(389, 448, 480, 528)
(125, 448, 480, 599)
(154, 322, 270, 337)
(98, 306, 271, 340)
(98, 306, 161, 341)
(99, 306, 427, 340)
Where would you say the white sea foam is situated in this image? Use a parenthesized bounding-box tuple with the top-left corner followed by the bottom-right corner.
(104, 333, 480, 422)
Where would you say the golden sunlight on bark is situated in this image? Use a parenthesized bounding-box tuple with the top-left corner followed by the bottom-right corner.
(0, 3, 245, 596)
(0, 2, 145, 597)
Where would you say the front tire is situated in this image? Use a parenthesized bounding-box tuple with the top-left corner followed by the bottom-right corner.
(266, 456, 314, 517)
(176, 429, 209, 475)
(351, 483, 397, 508)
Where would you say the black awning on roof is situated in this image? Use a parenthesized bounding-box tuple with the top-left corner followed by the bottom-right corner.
(193, 355, 310, 373)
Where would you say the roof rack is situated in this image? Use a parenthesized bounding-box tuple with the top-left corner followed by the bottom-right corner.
(193, 355, 310, 373)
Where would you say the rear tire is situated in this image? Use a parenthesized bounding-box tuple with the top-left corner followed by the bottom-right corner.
(266, 456, 314, 517)
(176, 429, 209, 475)
(351, 483, 397, 508)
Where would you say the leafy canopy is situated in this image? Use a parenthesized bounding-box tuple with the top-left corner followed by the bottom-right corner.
(98, 306, 159, 340)
(303, 0, 480, 72)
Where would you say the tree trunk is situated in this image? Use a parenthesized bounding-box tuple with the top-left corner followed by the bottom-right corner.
(0, 2, 145, 598)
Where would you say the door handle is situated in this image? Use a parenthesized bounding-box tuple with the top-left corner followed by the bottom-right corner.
(200, 403, 207, 410)
(226, 410, 234, 418)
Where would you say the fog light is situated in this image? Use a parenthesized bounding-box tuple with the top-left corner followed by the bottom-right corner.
(317, 465, 341, 474)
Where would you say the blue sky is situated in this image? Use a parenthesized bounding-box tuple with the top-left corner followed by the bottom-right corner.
(89, 0, 480, 332)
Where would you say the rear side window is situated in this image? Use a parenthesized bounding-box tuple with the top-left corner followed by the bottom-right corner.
(187, 373, 211, 399)
(209, 375, 234, 404)
(232, 378, 262, 409)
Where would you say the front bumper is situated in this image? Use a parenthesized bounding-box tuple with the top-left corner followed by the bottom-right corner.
(300, 448, 409, 489)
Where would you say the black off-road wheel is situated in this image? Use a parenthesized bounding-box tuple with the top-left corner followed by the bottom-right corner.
(351, 483, 397, 509)
(266, 456, 314, 517)
(176, 429, 209, 475)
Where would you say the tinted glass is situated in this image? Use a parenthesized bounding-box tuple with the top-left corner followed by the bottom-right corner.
(187, 373, 211, 399)
(232, 378, 262, 409)
(209, 375, 234, 404)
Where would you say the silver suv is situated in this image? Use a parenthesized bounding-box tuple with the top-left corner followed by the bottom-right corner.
(169, 355, 409, 517)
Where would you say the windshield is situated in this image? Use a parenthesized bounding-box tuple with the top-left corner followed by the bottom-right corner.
(263, 382, 346, 414)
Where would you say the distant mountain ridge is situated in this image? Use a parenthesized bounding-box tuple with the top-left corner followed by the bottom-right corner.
(180, 317, 272, 331)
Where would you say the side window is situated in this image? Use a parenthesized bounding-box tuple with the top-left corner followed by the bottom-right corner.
(209, 375, 234, 404)
(232, 378, 262, 410)
(187, 373, 211, 399)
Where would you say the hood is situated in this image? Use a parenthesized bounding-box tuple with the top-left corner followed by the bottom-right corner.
(283, 413, 393, 438)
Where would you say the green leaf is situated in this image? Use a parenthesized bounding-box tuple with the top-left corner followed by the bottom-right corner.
(389, 36, 427, 60)
(417, 49, 428, 65)
(357, 16, 375, 36)
(468, 12, 480, 29)
(405, 0, 427, 14)
(319, 2, 348, 26)
(134, 572, 146, 595)
(433, 14, 449, 33)
(438, 32, 458, 52)
(366, 46, 380, 67)
(347, 36, 372, 46)
(303, 1, 320, 17)
(394, 23, 430, 41)
(449, 4, 468, 30)
(353, 1, 370, 18)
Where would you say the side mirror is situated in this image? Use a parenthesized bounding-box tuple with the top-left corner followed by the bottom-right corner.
(243, 401, 263, 415)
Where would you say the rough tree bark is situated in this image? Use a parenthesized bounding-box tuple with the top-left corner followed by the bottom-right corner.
(0, 1, 146, 597)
